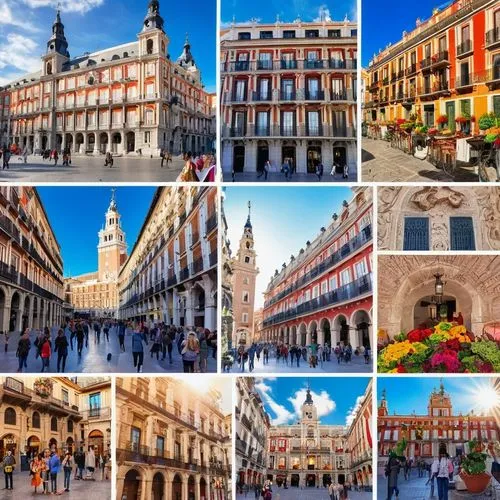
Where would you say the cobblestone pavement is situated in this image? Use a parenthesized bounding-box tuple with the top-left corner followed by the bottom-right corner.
(2, 326, 216, 373)
(228, 353, 372, 373)
(377, 472, 497, 499)
(0, 154, 185, 182)
(237, 488, 371, 499)
(361, 138, 478, 182)
(222, 169, 357, 183)
(3, 468, 110, 498)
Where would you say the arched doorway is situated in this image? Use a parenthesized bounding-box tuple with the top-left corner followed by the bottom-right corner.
(188, 475, 195, 500)
(200, 477, 207, 499)
(75, 133, 84, 153)
(88, 430, 104, 456)
(152, 472, 164, 500)
(0, 434, 17, 460)
(10, 292, 20, 332)
(309, 320, 317, 344)
(282, 141, 296, 171)
(64, 134, 73, 152)
(256, 140, 269, 171)
(334, 315, 349, 345)
(100, 133, 108, 154)
(298, 323, 307, 346)
(338, 474, 346, 484)
(32, 296, 38, 329)
(27, 435, 40, 458)
(172, 474, 182, 500)
(88, 133, 96, 152)
(306, 473, 316, 487)
(233, 144, 245, 172)
(413, 295, 456, 329)
(56, 134, 62, 151)
(307, 142, 322, 173)
(111, 133, 122, 153)
(291, 474, 300, 487)
(322, 474, 332, 487)
(333, 146, 347, 166)
(41, 136, 48, 150)
(351, 310, 372, 348)
(320, 318, 331, 346)
(123, 469, 141, 500)
(21, 296, 30, 331)
(126, 132, 135, 153)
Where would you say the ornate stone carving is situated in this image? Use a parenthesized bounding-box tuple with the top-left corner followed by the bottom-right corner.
(378, 187, 402, 213)
(476, 188, 500, 250)
(409, 187, 465, 211)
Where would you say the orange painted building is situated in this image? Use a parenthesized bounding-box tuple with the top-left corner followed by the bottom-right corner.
(363, 0, 500, 130)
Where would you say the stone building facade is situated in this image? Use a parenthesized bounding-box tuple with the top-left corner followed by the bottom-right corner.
(118, 187, 218, 330)
(220, 18, 357, 174)
(378, 255, 500, 338)
(0, 186, 64, 332)
(377, 381, 499, 470)
(235, 377, 270, 489)
(221, 193, 233, 356)
(261, 187, 373, 350)
(65, 190, 127, 318)
(116, 377, 231, 500)
(378, 186, 500, 251)
(3, 1, 215, 156)
(0, 376, 111, 466)
(231, 203, 259, 346)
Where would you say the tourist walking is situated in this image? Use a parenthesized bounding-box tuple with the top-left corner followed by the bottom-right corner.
(49, 450, 60, 493)
(104, 151, 113, 167)
(1, 450, 15, 490)
(39, 335, 52, 372)
(316, 161, 324, 181)
(118, 322, 126, 352)
(162, 328, 173, 363)
(385, 455, 400, 500)
(55, 328, 69, 372)
(85, 447, 96, 480)
(282, 160, 290, 180)
(2, 148, 10, 169)
(30, 453, 44, 493)
(131, 327, 147, 373)
(198, 329, 209, 372)
(181, 331, 199, 373)
(75, 322, 85, 356)
(436, 452, 453, 500)
(16, 329, 31, 372)
(426, 456, 439, 497)
(62, 452, 74, 492)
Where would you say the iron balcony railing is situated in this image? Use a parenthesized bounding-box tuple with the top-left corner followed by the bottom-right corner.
(486, 27, 500, 47)
(252, 91, 272, 102)
(457, 39, 473, 56)
(281, 60, 297, 70)
(304, 90, 325, 101)
(420, 81, 449, 95)
(420, 57, 432, 71)
(263, 273, 372, 327)
(256, 60, 273, 70)
(405, 63, 417, 76)
(222, 59, 356, 72)
(278, 90, 296, 101)
(118, 444, 200, 471)
(264, 224, 372, 308)
(304, 60, 324, 69)
(431, 50, 450, 67)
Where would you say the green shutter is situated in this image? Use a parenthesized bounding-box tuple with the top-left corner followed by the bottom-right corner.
(460, 99, 471, 116)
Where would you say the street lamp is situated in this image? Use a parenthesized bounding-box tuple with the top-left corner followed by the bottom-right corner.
(433, 273, 444, 303)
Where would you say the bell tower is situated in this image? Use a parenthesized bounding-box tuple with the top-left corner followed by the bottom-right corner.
(42, 9, 70, 76)
(138, 0, 169, 57)
(231, 202, 259, 346)
(97, 189, 128, 282)
(301, 385, 319, 423)
(428, 380, 453, 417)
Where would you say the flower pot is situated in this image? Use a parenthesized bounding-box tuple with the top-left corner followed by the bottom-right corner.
(459, 472, 491, 494)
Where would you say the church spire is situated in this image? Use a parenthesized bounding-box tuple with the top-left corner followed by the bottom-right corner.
(245, 201, 252, 229)
(46, 6, 70, 57)
(142, 0, 165, 32)
(304, 381, 313, 405)
(108, 188, 117, 213)
(177, 31, 195, 67)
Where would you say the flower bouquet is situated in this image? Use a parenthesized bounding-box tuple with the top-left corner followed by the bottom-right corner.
(378, 322, 500, 373)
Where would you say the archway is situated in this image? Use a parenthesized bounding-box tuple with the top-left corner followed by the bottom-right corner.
(32, 296, 38, 329)
(123, 469, 141, 500)
(333, 314, 349, 345)
(0, 434, 17, 460)
(282, 141, 296, 171)
(188, 475, 195, 500)
(172, 474, 182, 500)
(111, 133, 122, 153)
(322, 474, 332, 487)
(200, 477, 207, 499)
(152, 472, 165, 500)
(307, 142, 322, 173)
(256, 140, 269, 170)
(351, 310, 372, 348)
(88, 430, 104, 456)
(338, 474, 346, 484)
(41, 136, 48, 150)
(320, 318, 331, 346)
(333, 146, 347, 166)
(56, 134, 62, 151)
(291, 474, 300, 487)
(306, 473, 316, 487)
(10, 292, 21, 332)
(27, 435, 41, 458)
(64, 134, 73, 153)
(290, 325, 297, 345)
(233, 144, 245, 172)
(100, 133, 108, 153)
(88, 133, 96, 151)
(298, 323, 307, 346)
(75, 133, 84, 153)
(126, 132, 135, 153)
(413, 294, 457, 329)
(309, 320, 318, 344)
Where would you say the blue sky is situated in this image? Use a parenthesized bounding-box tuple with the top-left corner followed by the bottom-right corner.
(254, 376, 370, 426)
(0, 0, 216, 91)
(222, 0, 357, 24)
(37, 186, 156, 277)
(362, 0, 453, 66)
(224, 186, 353, 308)
(379, 377, 500, 417)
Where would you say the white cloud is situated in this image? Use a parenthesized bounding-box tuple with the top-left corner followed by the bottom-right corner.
(0, 33, 42, 82)
(345, 395, 364, 427)
(288, 388, 336, 419)
(255, 381, 295, 425)
(21, 0, 104, 13)
(314, 5, 332, 22)
(0, 0, 41, 32)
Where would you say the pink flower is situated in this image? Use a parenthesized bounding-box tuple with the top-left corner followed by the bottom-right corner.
(430, 349, 460, 372)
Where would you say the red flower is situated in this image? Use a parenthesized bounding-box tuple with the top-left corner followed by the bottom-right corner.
(478, 361, 494, 373)
(430, 349, 460, 372)
(445, 338, 461, 351)
(397, 365, 407, 373)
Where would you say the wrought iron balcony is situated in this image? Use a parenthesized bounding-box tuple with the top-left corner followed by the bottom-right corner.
(252, 91, 272, 102)
(256, 60, 273, 70)
(304, 90, 325, 101)
(430, 51, 450, 68)
(456, 40, 473, 57)
(229, 126, 246, 138)
(420, 57, 432, 71)
(280, 125, 297, 137)
(486, 27, 500, 48)
(281, 60, 297, 70)
(278, 90, 296, 101)
(405, 64, 417, 76)
(304, 60, 324, 69)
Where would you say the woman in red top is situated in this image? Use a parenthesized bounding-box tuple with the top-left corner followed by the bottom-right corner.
(39, 336, 51, 372)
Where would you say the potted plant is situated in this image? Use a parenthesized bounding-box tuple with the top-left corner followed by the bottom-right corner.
(436, 115, 448, 130)
(460, 439, 491, 493)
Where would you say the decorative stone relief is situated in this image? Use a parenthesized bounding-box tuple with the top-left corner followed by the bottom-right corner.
(476, 188, 500, 250)
(409, 186, 465, 211)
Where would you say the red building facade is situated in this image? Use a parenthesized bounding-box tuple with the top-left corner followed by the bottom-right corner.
(261, 187, 373, 349)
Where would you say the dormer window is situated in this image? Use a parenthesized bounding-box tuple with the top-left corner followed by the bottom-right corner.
(238, 32, 251, 40)
(305, 30, 319, 38)
(260, 31, 273, 39)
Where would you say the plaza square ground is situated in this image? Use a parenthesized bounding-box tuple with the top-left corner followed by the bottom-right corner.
(3, 468, 110, 498)
(0, 154, 186, 182)
(223, 168, 357, 183)
(237, 488, 371, 499)
(3, 326, 217, 373)
(361, 138, 478, 182)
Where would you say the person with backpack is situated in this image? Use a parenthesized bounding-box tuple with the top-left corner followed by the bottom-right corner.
(150, 328, 162, 361)
(181, 332, 199, 373)
(16, 329, 31, 372)
(2, 450, 15, 490)
(62, 452, 74, 492)
(162, 328, 173, 363)
(54, 328, 69, 373)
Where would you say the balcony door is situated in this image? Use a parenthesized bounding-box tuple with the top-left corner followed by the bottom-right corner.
(258, 78, 270, 99)
(282, 78, 294, 99)
(256, 111, 269, 135)
(446, 101, 456, 131)
(307, 111, 320, 136)
(234, 80, 246, 102)
(333, 111, 347, 136)
(307, 78, 319, 99)
(281, 111, 295, 136)
(258, 52, 272, 70)
(130, 427, 141, 452)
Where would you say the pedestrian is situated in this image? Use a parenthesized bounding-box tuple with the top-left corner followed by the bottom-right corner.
(75, 322, 85, 356)
(162, 328, 173, 363)
(426, 456, 439, 497)
(198, 329, 209, 372)
(282, 160, 290, 180)
(1, 450, 15, 490)
(48, 450, 60, 493)
(150, 328, 162, 360)
(178, 152, 197, 181)
(3, 330, 8, 352)
(160, 148, 165, 167)
(131, 326, 147, 373)
(181, 331, 199, 373)
(83, 321, 89, 347)
(104, 151, 113, 167)
(55, 328, 69, 372)
(258, 160, 269, 180)
(2, 148, 10, 169)
(75, 449, 85, 480)
(16, 329, 30, 372)
(85, 447, 96, 480)
(437, 451, 453, 500)
(385, 455, 400, 500)
(30, 453, 44, 493)
(118, 322, 126, 352)
(62, 451, 74, 492)
(39, 335, 51, 372)
(53, 149, 59, 166)
(343, 163, 349, 179)
(22, 146, 28, 164)
(316, 161, 324, 181)
(42, 448, 50, 494)
(103, 322, 110, 342)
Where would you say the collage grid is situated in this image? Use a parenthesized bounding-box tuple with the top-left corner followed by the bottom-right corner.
(0, 0, 497, 499)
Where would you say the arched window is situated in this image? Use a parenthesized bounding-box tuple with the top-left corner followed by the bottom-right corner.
(51, 416, 58, 431)
(32, 411, 40, 428)
(47, 62, 53, 75)
(4, 408, 16, 425)
(147, 39, 154, 55)
(67, 419, 73, 432)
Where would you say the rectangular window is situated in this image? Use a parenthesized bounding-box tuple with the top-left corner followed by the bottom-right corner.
(446, 101, 456, 132)
(328, 29, 341, 38)
(130, 427, 141, 451)
(321, 280, 328, 295)
(329, 276, 337, 291)
(238, 32, 251, 40)
(256, 111, 269, 135)
(156, 436, 165, 457)
(89, 392, 101, 416)
(258, 52, 272, 70)
(494, 95, 500, 117)
(312, 285, 319, 298)
(354, 259, 368, 278)
(307, 111, 320, 135)
(260, 31, 273, 39)
(281, 111, 294, 136)
(234, 80, 246, 101)
(283, 30, 295, 38)
(423, 105, 434, 127)
(305, 30, 319, 38)
(450, 217, 475, 250)
(403, 217, 429, 250)
(340, 268, 351, 286)
(242, 313, 248, 323)
(62, 388, 69, 404)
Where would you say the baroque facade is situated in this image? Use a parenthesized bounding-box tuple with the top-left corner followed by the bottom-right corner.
(378, 255, 500, 338)
(116, 377, 231, 500)
(377, 381, 499, 468)
(118, 187, 218, 330)
(261, 187, 373, 349)
(0, 376, 111, 466)
(378, 186, 500, 251)
(0, 186, 64, 332)
(363, 0, 499, 129)
(235, 377, 269, 489)
(220, 18, 357, 174)
(2, 1, 215, 156)
(221, 193, 233, 355)
(65, 190, 127, 317)
(231, 203, 259, 346)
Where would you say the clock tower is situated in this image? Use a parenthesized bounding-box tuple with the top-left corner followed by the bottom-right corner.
(97, 190, 127, 282)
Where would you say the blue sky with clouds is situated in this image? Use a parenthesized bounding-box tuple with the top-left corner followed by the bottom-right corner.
(223, 186, 353, 308)
(0, 0, 215, 91)
(222, 0, 357, 24)
(254, 377, 370, 426)
(38, 186, 156, 278)
(379, 377, 500, 417)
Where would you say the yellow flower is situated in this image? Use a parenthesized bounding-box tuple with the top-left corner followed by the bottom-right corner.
(382, 340, 414, 363)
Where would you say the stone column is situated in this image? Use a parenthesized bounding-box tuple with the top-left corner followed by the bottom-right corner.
(244, 141, 257, 172)
(202, 275, 216, 331)
(94, 133, 100, 155)
(172, 289, 180, 326)
(296, 142, 307, 173)
(221, 141, 232, 173)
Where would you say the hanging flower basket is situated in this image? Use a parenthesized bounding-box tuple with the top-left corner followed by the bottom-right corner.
(33, 378, 53, 398)
(436, 115, 448, 125)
